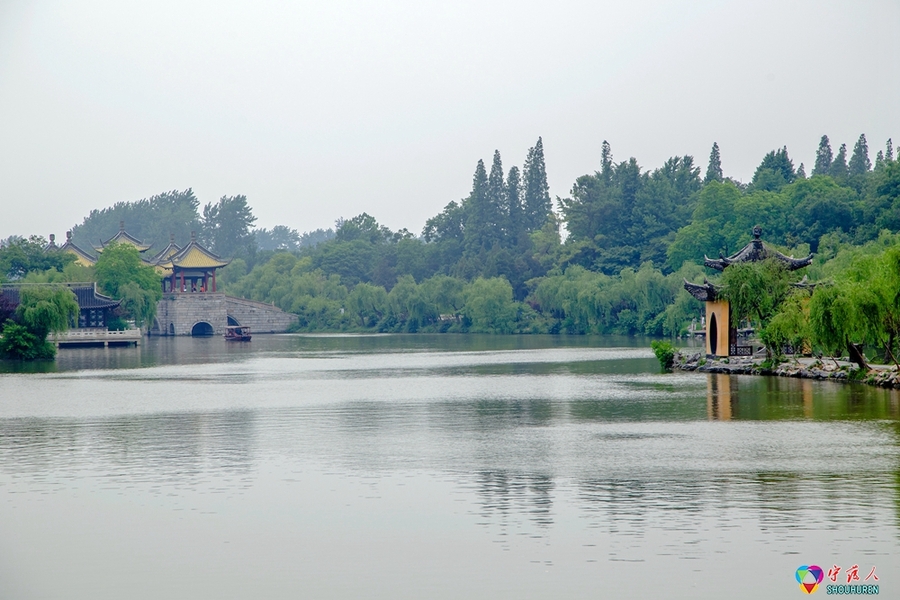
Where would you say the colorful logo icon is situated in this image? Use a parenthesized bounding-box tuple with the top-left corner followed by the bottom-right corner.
(796, 565, 824, 594)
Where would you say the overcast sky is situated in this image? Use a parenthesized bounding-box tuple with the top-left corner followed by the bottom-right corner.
(1, 0, 898, 240)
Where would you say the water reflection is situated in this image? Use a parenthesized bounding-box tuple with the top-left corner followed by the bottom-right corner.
(2, 336, 900, 599)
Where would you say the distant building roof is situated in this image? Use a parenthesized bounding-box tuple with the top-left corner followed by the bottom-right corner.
(56, 231, 97, 267)
(0, 283, 119, 311)
(157, 232, 229, 271)
(704, 226, 813, 272)
(95, 221, 152, 253)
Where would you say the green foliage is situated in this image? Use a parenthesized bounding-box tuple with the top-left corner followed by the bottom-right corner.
(94, 244, 162, 327)
(720, 259, 793, 330)
(461, 278, 517, 334)
(650, 340, 676, 371)
(0, 236, 75, 282)
(704, 142, 723, 184)
(71, 189, 202, 254)
(202, 195, 258, 260)
(0, 321, 53, 360)
(0, 286, 79, 360)
(16, 286, 80, 339)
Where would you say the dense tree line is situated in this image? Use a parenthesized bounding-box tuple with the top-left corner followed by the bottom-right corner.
(5, 132, 900, 339)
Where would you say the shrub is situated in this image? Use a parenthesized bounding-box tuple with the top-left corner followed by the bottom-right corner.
(651, 340, 676, 372)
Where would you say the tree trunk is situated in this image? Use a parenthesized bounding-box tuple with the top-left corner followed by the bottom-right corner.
(846, 341, 869, 371)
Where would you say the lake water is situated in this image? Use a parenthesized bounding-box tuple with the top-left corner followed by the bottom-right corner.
(1, 334, 898, 599)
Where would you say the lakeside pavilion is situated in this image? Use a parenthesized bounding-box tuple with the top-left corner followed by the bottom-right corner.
(152, 232, 229, 294)
(683, 226, 812, 358)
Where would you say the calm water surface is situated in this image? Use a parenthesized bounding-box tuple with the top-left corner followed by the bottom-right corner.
(1, 334, 898, 599)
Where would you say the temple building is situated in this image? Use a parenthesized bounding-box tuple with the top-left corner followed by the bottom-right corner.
(152, 232, 229, 293)
(684, 226, 812, 357)
(49, 231, 98, 267)
(0, 283, 139, 347)
(94, 221, 153, 255)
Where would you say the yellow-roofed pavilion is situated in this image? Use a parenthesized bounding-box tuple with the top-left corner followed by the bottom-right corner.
(157, 232, 229, 293)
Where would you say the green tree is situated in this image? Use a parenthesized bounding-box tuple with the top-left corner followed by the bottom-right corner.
(719, 259, 795, 357)
(813, 135, 833, 176)
(704, 142, 723, 183)
(505, 165, 524, 243)
(463, 159, 495, 253)
(71, 189, 202, 253)
(202, 195, 258, 260)
(830, 143, 849, 180)
(462, 277, 517, 333)
(0, 236, 75, 281)
(0, 286, 79, 360)
(487, 150, 507, 244)
(94, 244, 163, 328)
(752, 147, 795, 191)
(523, 137, 552, 231)
(849, 134, 871, 176)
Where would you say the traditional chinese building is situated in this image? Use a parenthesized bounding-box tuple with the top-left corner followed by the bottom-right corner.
(152, 231, 229, 294)
(94, 221, 153, 255)
(0, 283, 139, 346)
(50, 231, 98, 267)
(683, 226, 812, 357)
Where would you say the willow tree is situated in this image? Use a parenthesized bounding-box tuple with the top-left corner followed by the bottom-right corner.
(719, 259, 795, 358)
(0, 286, 79, 360)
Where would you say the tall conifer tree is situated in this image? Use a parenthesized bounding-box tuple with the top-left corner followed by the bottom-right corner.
(813, 135, 833, 176)
(463, 159, 492, 252)
(849, 134, 871, 175)
(523, 137, 551, 232)
(505, 166, 523, 244)
(830, 144, 849, 179)
(600, 140, 613, 183)
(704, 142, 723, 183)
(486, 150, 507, 246)
(887, 138, 894, 162)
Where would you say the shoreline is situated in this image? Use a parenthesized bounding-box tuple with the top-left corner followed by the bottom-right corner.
(673, 351, 900, 389)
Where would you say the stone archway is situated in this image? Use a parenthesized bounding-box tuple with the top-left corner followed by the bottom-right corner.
(191, 321, 215, 337)
(227, 315, 240, 326)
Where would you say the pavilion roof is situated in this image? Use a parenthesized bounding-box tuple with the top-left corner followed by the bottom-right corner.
(148, 235, 182, 265)
(95, 221, 152, 253)
(704, 226, 812, 272)
(56, 232, 97, 267)
(162, 233, 229, 270)
(0, 283, 119, 311)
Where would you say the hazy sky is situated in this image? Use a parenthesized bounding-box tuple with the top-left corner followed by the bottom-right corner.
(1, 0, 898, 240)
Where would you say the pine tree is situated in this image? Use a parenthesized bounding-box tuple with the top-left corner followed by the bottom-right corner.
(704, 142, 723, 183)
(886, 138, 894, 162)
(876, 151, 885, 169)
(797, 163, 806, 179)
(848, 134, 871, 176)
(830, 143, 848, 179)
(600, 140, 613, 183)
(523, 137, 552, 232)
(813, 135, 833, 175)
(505, 166, 523, 244)
(463, 159, 492, 252)
(487, 149, 506, 236)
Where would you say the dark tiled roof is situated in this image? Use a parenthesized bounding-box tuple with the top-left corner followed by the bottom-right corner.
(0, 284, 119, 311)
(704, 226, 812, 272)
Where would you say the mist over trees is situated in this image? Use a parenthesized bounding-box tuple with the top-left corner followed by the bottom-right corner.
(8, 132, 900, 338)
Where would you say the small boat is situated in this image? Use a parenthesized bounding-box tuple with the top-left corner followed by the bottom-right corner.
(225, 325, 252, 341)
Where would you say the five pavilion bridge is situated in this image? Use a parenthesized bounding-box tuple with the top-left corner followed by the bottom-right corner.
(146, 231, 297, 337)
(42, 224, 298, 339)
